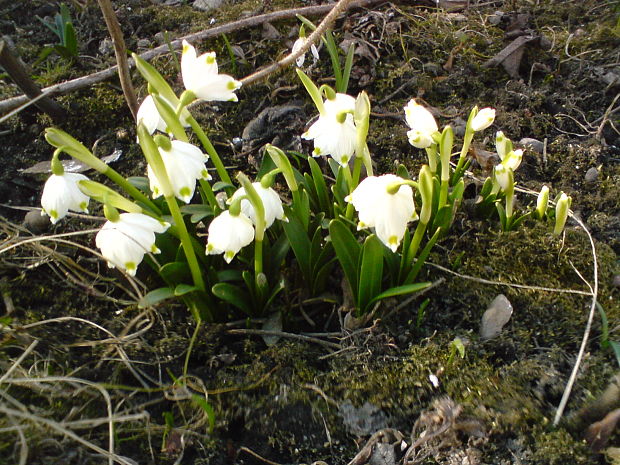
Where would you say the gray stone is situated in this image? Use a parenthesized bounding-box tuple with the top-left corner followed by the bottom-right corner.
(585, 167, 599, 183)
(480, 294, 513, 341)
(193, 0, 224, 12)
(23, 210, 50, 234)
(519, 137, 544, 154)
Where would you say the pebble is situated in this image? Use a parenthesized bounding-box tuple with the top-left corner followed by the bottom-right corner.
(613, 275, 620, 288)
(137, 38, 151, 49)
(23, 210, 50, 234)
(192, 0, 224, 12)
(480, 294, 513, 341)
(585, 167, 599, 183)
(99, 38, 113, 55)
(519, 137, 544, 154)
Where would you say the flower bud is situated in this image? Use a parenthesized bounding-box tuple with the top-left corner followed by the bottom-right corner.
(470, 107, 496, 132)
(536, 185, 549, 219)
(553, 192, 571, 235)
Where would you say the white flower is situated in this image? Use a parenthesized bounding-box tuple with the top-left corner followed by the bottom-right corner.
(136, 95, 190, 135)
(302, 93, 357, 166)
(536, 185, 549, 218)
(493, 164, 511, 191)
(147, 140, 211, 203)
(470, 107, 496, 132)
(41, 172, 90, 224)
(346, 174, 417, 252)
(206, 211, 255, 263)
(553, 192, 571, 235)
(404, 99, 439, 149)
(181, 40, 242, 102)
(95, 213, 170, 276)
(292, 37, 319, 67)
(230, 183, 286, 228)
(495, 131, 508, 160)
(501, 149, 523, 172)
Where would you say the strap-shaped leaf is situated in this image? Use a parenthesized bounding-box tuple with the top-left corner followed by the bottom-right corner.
(368, 282, 431, 307)
(308, 157, 331, 214)
(358, 235, 384, 314)
(329, 219, 361, 305)
(282, 210, 312, 281)
(174, 284, 198, 296)
(212, 283, 253, 316)
(139, 287, 175, 308)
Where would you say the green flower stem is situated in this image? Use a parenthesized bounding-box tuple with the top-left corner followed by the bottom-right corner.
(198, 179, 219, 212)
(166, 194, 206, 292)
(452, 129, 474, 185)
(183, 318, 203, 379)
(236, 173, 266, 282)
(505, 183, 514, 222)
(187, 116, 232, 187)
(425, 145, 438, 174)
(351, 155, 363, 190)
(104, 167, 161, 215)
(400, 220, 428, 283)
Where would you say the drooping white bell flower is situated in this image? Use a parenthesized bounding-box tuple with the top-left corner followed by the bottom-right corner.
(205, 211, 255, 263)
(501, 149, 523, 172)
(292, 37, 319, 67)
(346, 174, 417, 252)
(470, 107, 496, 132)
(404, 99, 439, 149)
(181, 40, 242, 102)
(147, 140, 211, 203)
(493, 164, 511, 191)
(95, 213, 170, 276)
(302, 93, 357, 166)
(230, 183, 286, 229)
(41, 172, 90, 224)
(136, 95, 190, 135)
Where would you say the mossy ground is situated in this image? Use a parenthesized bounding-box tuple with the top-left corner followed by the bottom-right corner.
(1, 0, 619, 464)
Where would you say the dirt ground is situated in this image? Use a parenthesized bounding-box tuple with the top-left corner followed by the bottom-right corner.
(0, 0, 619, 464)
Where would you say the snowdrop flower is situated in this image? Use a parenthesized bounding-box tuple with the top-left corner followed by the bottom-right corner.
(95, 213, 169, 276)
(292, 37, 319, 67)
(147, 140, 210, 203)
(470, 107, 496, 132)
(553, 192, 571, 235)
(181, 40, 241, 102)
(404, 99, 439, 149)
(41, 172, 90, 224)
(230, 183, 286, 228)
(536, 185, 549, 219)
(346, 174, 417, 252)
(493, 164, 512, 191)
(206, 211, 255, 263)
(501, 149, 523, 172)
(136, 95, 190, 135)
(302, 93, 357, 166)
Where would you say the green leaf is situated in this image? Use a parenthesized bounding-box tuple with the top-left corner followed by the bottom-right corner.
(127, 176, 151, 193)
(358, 235, 384, 314)
(308, 157, 331, 214)
(341, 42, 355, 94)
(405, 227, 441, 283)
(191, 395, 215, 434)
(598, 301, 610, 349)
(282, 211, 312, 280)
(139, 287, 175, 308)
(160, 261, 192, 285)
(63, 22, 77, 56)
(212, 181, 234, 192)
(323, 30, 343, 92)
(174, 284, 198, 296)
(368, 282, 431, 306)
(180, 204, 214, 223)
(329, 219, 361, 304)
(212, 283, 253, 315)
(396, 164, 410, 180)
(610, 341, 620, 368)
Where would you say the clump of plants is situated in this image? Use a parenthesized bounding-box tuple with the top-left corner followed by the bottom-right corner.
(36, 30, 572, 327)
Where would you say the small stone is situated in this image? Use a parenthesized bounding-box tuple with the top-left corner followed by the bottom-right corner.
(23, 210, 50, 234)
(192, 0, 224, 12)
(452, 116, 467, 138)
(137, 38, 151, 49)
(519, 137, 544, 154)
(153, 32, 165, 44)
(612, 275, 620, 288)
(488, 11, 504, 26)
(98, 38, 113, 55)
(585, 167, 599, 183)
(480, 294, 513, 341)
(423, 62, 443, 76)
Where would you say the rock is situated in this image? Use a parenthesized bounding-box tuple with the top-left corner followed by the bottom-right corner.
(192, 0, 224, 12)
(98, 38, 113, 55)
(339, 400, 389, 436)
(480, 294, 513, 341)
(612, 275, 620, 288)
(519, 137, 544, 154)
(423, 62, 443, 76)
(585, 167, 599, 183)
(452, 116, 467, 138)
(137, 38, 151, 49)
(241, 104, 303, 152)
(23, 210, 50, 234)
